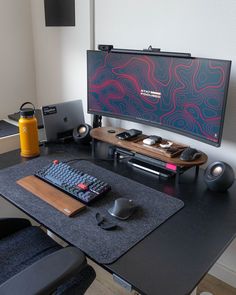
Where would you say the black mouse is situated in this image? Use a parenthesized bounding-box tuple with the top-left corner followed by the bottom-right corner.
(180, 147, 202, 161)
(108, 198, 137, 220)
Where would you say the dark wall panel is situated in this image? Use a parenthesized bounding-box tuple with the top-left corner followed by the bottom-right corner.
(44, 0, 75, 26)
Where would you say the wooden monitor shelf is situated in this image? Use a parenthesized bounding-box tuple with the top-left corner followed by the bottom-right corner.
(90, 127, 208, 169)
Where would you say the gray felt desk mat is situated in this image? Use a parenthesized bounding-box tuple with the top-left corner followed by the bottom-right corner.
(0, 155, 184, 264)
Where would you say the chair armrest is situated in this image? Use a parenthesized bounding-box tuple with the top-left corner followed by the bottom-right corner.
(0, 218, 31, 239)
(0, 247, 87, 295)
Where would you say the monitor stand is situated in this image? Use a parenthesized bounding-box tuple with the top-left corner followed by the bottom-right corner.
(90, 127, 207, 182)
(93, 115, 102, 128)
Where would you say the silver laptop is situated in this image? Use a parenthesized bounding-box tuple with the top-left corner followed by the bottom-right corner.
(42, 100, 85, 142)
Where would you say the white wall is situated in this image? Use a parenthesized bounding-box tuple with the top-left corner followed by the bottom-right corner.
(0, 0, 36, 119)
(95, 0, 236, 174)
(30, 0, 93, 124)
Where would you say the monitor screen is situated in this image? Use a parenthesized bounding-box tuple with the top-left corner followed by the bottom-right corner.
(87, 50, 231, 146)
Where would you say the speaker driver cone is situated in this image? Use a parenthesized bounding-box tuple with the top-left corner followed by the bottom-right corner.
(73, 124, 92, 144)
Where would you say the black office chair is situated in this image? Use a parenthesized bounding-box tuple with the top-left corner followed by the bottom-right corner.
(0, 218, 96, 295)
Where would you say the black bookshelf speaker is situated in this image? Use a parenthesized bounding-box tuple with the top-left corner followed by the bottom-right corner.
(44, 0, 75, 26)
(204, 161, 235, 192)
(73, 124, 92, 144)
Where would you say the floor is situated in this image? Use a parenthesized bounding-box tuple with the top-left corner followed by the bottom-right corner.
(197, 274, 236, 295)
(85, 260, 236, 295)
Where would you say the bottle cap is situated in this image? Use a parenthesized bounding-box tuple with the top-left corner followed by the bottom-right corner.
(20, 108, 35, 117)
(20, 102, 35, 117)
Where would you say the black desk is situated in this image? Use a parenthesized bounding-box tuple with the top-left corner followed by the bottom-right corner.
(0, 143, 236, 295)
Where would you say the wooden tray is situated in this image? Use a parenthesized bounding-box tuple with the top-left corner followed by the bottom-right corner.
(17, 176, 86, 217)
(131, 136, 188, 158)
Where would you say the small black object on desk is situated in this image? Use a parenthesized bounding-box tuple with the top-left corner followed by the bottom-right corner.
(180, 147, 202, 161)
(95, 212, 117, 230)
(107, 129, 116, 133)
(116, 129, 142, 140)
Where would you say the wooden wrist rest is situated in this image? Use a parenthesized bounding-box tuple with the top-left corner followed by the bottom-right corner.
(17, 175, 86, 217)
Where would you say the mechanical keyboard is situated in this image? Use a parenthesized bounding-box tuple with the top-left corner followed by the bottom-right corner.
(35, 160, 111, 204)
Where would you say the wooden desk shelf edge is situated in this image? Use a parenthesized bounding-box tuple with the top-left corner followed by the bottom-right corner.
(90, 127, 208, 168)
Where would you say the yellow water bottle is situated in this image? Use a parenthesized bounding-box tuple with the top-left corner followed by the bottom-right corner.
(19, 102, 40, 158)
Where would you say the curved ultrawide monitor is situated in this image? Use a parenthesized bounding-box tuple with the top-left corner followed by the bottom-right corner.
(87, 50, 231, 146)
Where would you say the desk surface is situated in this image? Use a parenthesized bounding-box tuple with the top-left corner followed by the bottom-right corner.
(0, 143, 236, 295)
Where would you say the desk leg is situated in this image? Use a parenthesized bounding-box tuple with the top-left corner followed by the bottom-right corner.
(195, 166, 199, 177)
(114, 150, 120, 167)
(92, 138, 96, 158)
(175, 167, 180, 183)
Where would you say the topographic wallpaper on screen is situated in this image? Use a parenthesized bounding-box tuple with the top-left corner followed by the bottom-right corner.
(88, 51, 231, 145)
